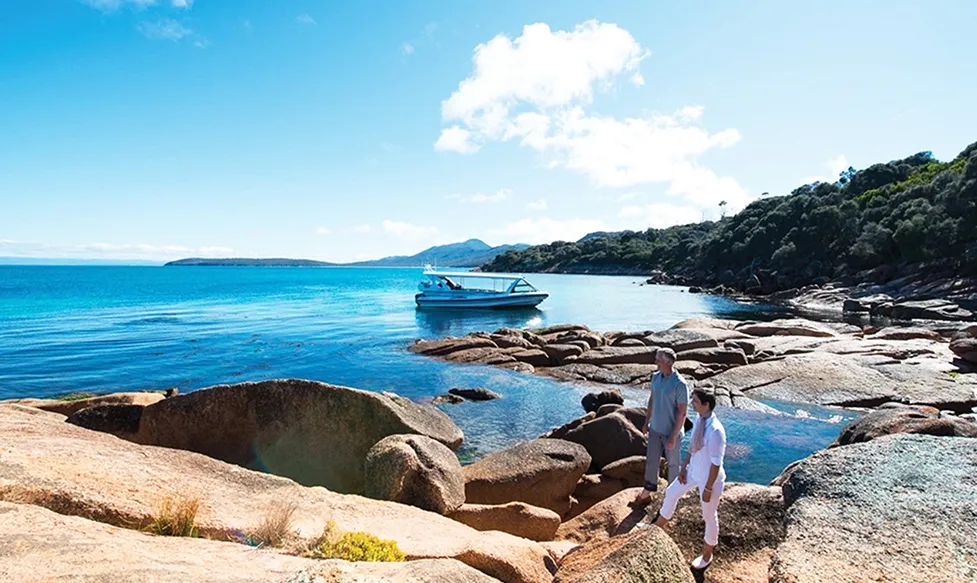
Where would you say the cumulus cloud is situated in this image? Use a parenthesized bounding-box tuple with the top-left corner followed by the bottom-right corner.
(526, 199, 548, 211)
(296, 14, 316, 25)
(381, 220, 439, 240)
(493, 217, 608, 245)
(351, 224, 373, 234)
(434, 126, 480, 154)
(401, 42, 415, 56)
(315, 227, 331, 236)
(437, 20, 749, 214)
(171, 0, 193, 8)
(455, 188, 510, 204)
(137, 19, 192, 41)
(619, 202, 702, 229)
(802, 154, 850, 184)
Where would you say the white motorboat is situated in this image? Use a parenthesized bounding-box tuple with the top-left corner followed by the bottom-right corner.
(415, 270, 548, 309)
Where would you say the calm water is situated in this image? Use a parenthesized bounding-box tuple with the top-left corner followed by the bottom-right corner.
(0, 265, 853, 483)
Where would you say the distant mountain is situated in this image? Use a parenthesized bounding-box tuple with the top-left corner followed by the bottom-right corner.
(164, 239, 529, 268)
(165, 258, 336, 267)
(351, 239, 530, 267)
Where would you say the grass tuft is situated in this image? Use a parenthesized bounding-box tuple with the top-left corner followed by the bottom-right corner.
(246, 501, 298, 548)
(144, 495, 201, 537)
(306, 520, 405, 562)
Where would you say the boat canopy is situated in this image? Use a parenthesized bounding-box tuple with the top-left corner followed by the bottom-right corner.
(420, 271, 539, 293)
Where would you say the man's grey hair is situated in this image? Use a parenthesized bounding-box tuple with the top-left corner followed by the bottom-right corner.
(657, 347, 677, 363)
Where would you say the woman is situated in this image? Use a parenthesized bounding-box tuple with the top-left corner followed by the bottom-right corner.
(652, 387, 726, 570)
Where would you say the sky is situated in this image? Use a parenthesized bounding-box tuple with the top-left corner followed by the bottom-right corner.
(1, 0, 976, 263)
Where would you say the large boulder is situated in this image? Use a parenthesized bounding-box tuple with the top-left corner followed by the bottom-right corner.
(599, 455, 646, 488)
(708, 352, 977, 411)
(735, 319, 839, 338)
(580, 390, 623, 413)
(869, 327, 943, 342)
(67, 404, 144, 438)
(449, 388, 502, 401)
(950, 337, 977, 364)
(364, 434, 465, 515)
(553, 526, 693, 583)
(645, 328, 750, 352)
(449, 502, 561, 542)
(1, 391, 165, 417)
(891, 299, 974, 321)
(0, 502, 500, 583)
(771, 434, 977, 583)
(675, 346, 748, 366)
(565, 346, 660, 366)
(558, 411, 647, 471)
(409, 336, 498, 356)
(126, 380, 464, 494)
(444, 348, 515, 365)
(0, 405, 551, 583)
(542, 344, 586, 365)
(834, 405, 977, 446)
(463, 439, 591, 517)
(557, 484, 785, 583)
(511, 349, 552, 367)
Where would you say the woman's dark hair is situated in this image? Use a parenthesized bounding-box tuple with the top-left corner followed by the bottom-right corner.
(692, 388, 716, 411)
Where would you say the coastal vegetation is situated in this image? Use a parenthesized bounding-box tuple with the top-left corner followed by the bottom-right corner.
(308, 521, 406, 562)
(246, 502, 299, 548)
(144, 495, 201, 538)
(483, 142, 977, 292)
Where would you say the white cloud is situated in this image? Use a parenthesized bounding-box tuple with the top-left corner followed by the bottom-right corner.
(0, 239, 233, 261)
(296, 14, 316, 25)
(381, 220, 439, 240)
(802, 154, 849, 185)
(437, 20, 748, 215)
(435, 126, 480, 154)
(401, 42, 415, 56)
(82, 0, 156, 12)
(468, 188, 511, 204)
(351, 224, 373, 234)
(137, 19, 192, 41)
(171, 0, 193, 8)
(619, 202, 702, 229)
(493, 217, 608, 245)
(316, 227, 331, 236)
(527, 199, 548, 212)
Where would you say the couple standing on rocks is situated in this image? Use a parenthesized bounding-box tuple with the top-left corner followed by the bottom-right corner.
(631, 347, 727, 572)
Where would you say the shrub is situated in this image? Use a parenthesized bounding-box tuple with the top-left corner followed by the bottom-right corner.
(308, 521, 405, 562)
(145, 495, 200, 537)
(246, 501, 298, 548)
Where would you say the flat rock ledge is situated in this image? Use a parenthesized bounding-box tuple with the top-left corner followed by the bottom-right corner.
(409, 319, 977, 413)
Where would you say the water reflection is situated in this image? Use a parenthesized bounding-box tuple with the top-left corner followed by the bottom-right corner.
(414, 307, 544, 338)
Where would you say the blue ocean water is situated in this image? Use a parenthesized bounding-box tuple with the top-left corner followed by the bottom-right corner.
(0, 265, 854, 483)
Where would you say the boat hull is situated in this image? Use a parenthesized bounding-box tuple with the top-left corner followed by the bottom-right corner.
(415, 292, 548, 309)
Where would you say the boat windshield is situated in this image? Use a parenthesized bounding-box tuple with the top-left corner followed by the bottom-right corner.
(510, 279, 538, 293)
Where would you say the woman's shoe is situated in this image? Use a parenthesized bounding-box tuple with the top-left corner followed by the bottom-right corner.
(691, 555, 712, 570)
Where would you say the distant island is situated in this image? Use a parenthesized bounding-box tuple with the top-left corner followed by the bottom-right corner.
(164, 239, 529, 268)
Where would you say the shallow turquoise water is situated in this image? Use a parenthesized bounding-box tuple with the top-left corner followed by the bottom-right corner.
(0, 265, 854, 483)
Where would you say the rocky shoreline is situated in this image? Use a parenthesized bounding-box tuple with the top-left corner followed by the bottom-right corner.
(409, 318, 977, 415)
(2, 367, 976, 581)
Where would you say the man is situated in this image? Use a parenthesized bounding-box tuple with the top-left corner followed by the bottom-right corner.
(632, 347, 688, 506)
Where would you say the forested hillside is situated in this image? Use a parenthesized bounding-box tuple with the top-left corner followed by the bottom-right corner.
(483, 142, 977, 293)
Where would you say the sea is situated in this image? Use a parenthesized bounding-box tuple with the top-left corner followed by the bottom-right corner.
(0, 265, 856, 484)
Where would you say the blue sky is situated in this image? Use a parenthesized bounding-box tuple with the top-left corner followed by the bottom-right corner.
(1, 0, 976, 263)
